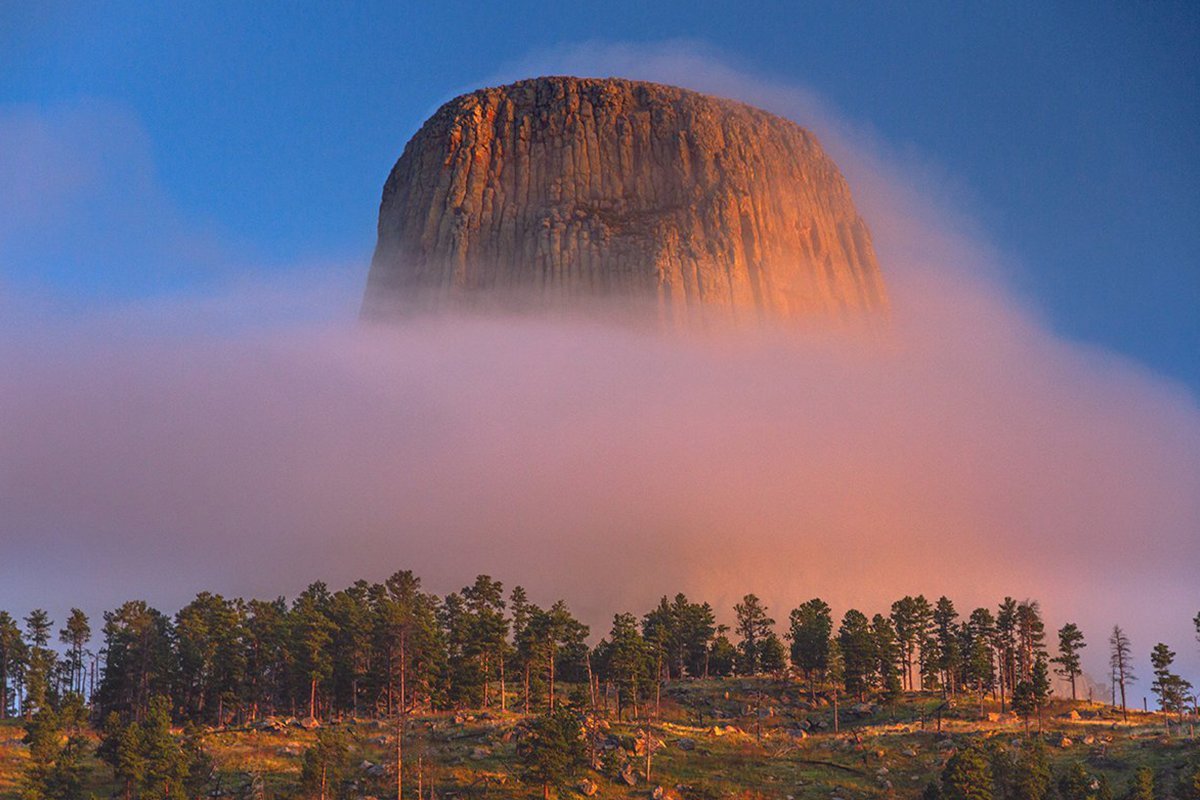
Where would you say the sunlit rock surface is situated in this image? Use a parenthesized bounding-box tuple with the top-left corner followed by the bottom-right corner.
(363, 76, 887, 324)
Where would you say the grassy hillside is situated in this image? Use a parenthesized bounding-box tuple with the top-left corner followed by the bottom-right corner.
(1, 680, 1195, 800)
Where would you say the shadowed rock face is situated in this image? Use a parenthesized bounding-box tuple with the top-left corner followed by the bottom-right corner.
(363, 76, 887, 324)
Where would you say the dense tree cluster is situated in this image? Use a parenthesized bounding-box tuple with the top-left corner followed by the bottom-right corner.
(0, 575, 1196, 734)
(927, 737, 1200, 800)
(3, 573, 1199, 800)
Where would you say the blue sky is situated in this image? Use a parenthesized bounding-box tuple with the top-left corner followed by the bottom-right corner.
(2, 1, 1197, 391)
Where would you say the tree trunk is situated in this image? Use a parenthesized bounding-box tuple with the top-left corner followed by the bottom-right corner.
(585, 653, 595, 712)
(482, 653, 489, 710)
(655, 661, 662, 720)
(396, 635, 407, 800)
(499, 657, 506, 713)
(644, 726, 652, 782)
(395, 712, 403, 800)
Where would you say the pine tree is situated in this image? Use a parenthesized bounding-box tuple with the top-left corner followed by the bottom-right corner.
(941, 744, 993, 800)
(328, 583, 373, 717)
(1012, 656, 1050, 734)
(837, 610, 875, 701)
(98, 712, 144, 800)
(440, 592, 473, 706)
(509, 586, 536, 713)
(1010, 737, 1051, 800)
(1011, 679, 1036, 734)
(871, 614, 903, 704)
(22, 610, 56, 716)
(1058, 762, 1104, 800)
(180, 722, 214, 798)
(1015, 601, 1047, 682)
(994, 598, 1018, 711)
(889, 596, 921, 692)
(95, 601, 175, 721)
(641, 597, 675, 685)
(57, 611, 90, 698)
(672, 596, 716, 679)
(826, 639, 845, 733)
(300, 727, 353, 800)
(1149, 642, 1192, 722)
(1029, 656, 1051, 732)
(21, 704, 59, 800)
(140, 696, 189, 800)
(933, 597, 962, 696)
(1125, 767, 1153, 800)
(603, 613, 653, 721)
(244, 598, 292, 718)
(517, 707, 586, 800)
(640, 594, 715, 683)
(1108, 626, 1134, 722)
(459, 575, 508, 710)
(541, 602, 589, 712)
(733, 594, 774, 676)
(1052, 623, 1086, 701)
(964, 608, 996, 717)
(292, 584, 336, 720)
(372, 570, 446, 800)
(374, 570, 445, 717)
(21, 696, 89, 800)
(706, 627, 736, 678)
(175, 593, 248, 725)
(912, 595, 939, 692)
(759, 633, 787, 674)
(788, 599, 832, 699)
(0, 612, 25, 720)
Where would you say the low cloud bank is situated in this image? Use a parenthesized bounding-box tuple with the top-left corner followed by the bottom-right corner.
(1, 45, 1198, 692)
(3, 269, 1197, 688)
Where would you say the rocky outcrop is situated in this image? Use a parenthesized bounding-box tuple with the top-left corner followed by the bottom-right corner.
(363, 76, 886, 325)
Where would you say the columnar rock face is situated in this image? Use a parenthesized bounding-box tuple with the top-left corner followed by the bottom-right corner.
(363, 76, 887, 324)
